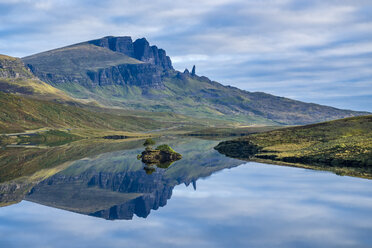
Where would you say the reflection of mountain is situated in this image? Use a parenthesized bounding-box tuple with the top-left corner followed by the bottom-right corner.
(25, 138, 243, 220)
(0, 139, 144, 207)
(26, 169, 173, 220)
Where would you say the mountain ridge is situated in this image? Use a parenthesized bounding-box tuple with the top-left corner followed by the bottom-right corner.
(21, 36, 369, 125)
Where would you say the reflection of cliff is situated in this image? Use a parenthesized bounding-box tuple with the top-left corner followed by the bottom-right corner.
(90, 171, 173, 219)
(26, 169, 173, 220)
(23, 138, 243, 220)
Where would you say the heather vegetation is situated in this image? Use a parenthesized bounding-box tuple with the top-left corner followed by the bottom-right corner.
(215, 115, 372, 178)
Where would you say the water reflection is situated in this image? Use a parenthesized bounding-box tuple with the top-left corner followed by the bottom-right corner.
(0, 139, 145, 207)
(1, 138, 372, 247)
(1, 138, 242, 220)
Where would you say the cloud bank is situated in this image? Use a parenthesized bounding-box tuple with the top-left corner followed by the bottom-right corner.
(0, 0, 371, 111)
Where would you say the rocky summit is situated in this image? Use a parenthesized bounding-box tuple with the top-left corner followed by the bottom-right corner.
(86, 36, 173, 70)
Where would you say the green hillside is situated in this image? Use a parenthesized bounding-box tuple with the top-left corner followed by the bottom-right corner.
(50, 70, 367, 125)
(22, 38, 369, 125)
(23, 43, 141, 73)
(0, 91, 165, 133)
(215, 115, 372, 178)
(0, 77, 79, 102)
(0, 54, 83, 103)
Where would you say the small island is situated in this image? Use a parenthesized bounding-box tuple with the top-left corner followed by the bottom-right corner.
(138, 138, 182, 174)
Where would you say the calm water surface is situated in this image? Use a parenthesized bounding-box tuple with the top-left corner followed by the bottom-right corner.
(0, 138, 371, 248)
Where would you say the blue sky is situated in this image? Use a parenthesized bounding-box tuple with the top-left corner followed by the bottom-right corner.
(0, 0, 371, 111)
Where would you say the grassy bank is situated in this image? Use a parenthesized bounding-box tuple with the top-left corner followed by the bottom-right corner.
(215, 115, 372, 178)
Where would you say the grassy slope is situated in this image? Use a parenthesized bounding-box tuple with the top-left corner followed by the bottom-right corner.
(185, 126, 281, 138)
(160, 73, 369, 125)
(29, 65, 369, 125)
(23, 44, 141, 72)
(0, 54, 85, 102)
(215, 115, 372, 178)
(0, 91, 166, 134)
(0, 90, 229, 137)
(0, 77, 79, 103)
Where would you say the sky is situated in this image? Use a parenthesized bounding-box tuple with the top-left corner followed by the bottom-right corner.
(0, 0, 371, 111)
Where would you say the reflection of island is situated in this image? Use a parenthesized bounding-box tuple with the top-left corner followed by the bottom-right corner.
(18, 138, 244, 220)
(138, 139, 182, 174)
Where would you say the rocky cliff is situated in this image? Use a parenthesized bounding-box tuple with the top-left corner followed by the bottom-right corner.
(87, 36, 135, 57)
(86, 63, 163, 88)
(23, 42, 165, 89)
(133, 38, 173, 70)
(0, 181, 33, 207)
(26, 169, 174, 220)
(0, 55, 33, 79)
(86, 36, 173, 71)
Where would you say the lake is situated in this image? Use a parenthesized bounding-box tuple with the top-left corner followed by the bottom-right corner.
(0, 137, 371, 248)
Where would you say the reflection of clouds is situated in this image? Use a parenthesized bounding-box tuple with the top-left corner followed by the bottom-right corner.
(170, 162, 372, 246)
(1, 162, 372, 247)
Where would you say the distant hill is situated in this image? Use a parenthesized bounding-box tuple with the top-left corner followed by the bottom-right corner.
(215, 115, 372, 178)
(22, 36, 369, 125)
(0, 54, 77, 103)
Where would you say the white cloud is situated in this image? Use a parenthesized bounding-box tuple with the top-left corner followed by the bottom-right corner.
(0, 0, 371, 110)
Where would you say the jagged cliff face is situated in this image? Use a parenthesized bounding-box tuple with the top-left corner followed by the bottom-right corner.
(86, 36, 173, 71)
(87, 36, 135, 57)
(88, 170, 173, 220)
(23, 42, 166, 90)
(86, 63, 163, 88)
(133, 38, 173, 70)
